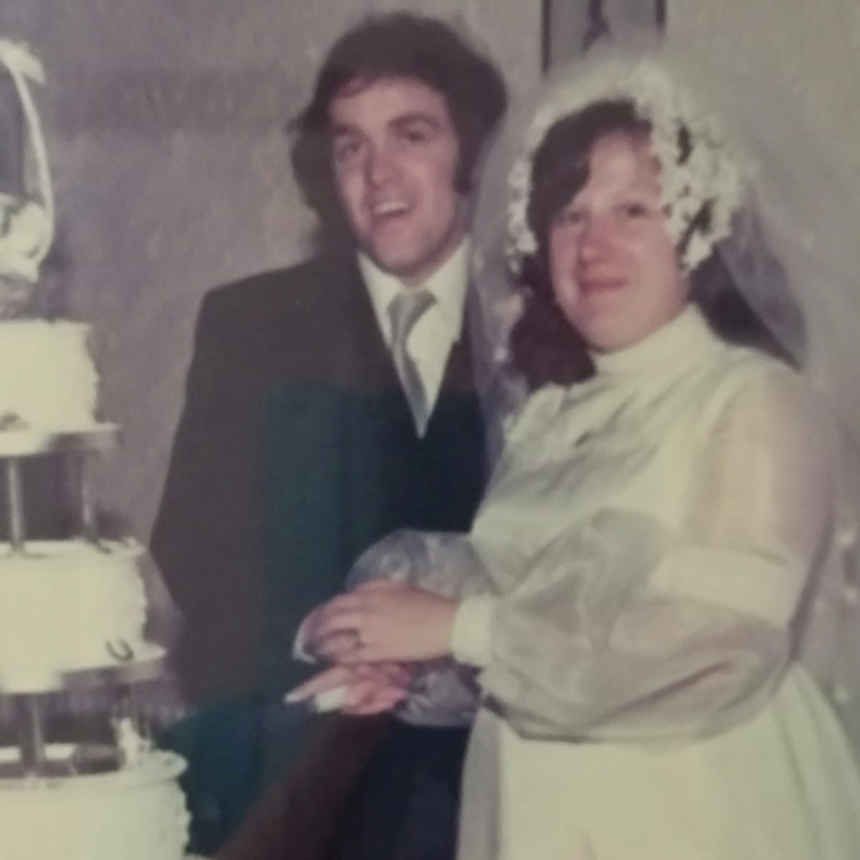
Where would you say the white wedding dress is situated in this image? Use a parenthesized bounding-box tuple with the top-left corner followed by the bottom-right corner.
(358, 305, 860, 859)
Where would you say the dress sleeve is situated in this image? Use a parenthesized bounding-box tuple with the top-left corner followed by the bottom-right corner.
(346, 528, 492, 599)
(463, 368, 836, 742)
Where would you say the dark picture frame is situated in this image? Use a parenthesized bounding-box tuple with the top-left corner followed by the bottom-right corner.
(0, 70, 23, 196)
(543, 0, 665, 71)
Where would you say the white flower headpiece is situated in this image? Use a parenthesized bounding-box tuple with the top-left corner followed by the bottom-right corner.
(506, 56, 752, 274)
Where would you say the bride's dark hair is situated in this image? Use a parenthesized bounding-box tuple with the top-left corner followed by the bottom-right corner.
(509, 99, 801, 390)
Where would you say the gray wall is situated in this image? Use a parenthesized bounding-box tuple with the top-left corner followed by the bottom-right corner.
(0, 2, 541, 542)
(668, 0, 860, 199)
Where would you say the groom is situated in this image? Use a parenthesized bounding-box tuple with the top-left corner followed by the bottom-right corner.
(152, 12, 506, 858)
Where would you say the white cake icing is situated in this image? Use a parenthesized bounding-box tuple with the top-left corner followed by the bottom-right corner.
(0, 540, 162, 691)
(0, 320, 99, 433)
(0, 746, 189, 860)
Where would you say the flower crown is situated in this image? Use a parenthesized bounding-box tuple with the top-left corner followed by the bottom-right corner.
(506, 57, 751, 274)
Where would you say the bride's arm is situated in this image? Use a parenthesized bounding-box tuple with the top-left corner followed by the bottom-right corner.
(454, 368, 837, 742)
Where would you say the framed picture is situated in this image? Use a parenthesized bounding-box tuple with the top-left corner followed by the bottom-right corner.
(543, 0, 665, 69)
(0, 70, 22, 195)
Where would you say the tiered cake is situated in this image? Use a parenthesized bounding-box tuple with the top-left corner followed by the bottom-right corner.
(0, 322, 191, 860)
(0, 40, 191, 860)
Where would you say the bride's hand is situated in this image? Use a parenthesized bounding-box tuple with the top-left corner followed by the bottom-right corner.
(307, 580, 459, 664)
(286, 661, 415, 715)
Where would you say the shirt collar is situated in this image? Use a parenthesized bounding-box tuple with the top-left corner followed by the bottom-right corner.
(359, 238, 470, 345)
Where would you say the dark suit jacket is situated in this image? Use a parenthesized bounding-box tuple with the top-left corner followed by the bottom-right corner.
(151, 252, 486, 853)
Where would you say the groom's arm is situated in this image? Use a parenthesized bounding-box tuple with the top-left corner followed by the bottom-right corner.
(152, 287, 266, 699)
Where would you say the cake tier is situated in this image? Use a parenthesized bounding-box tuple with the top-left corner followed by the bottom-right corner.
(0, 746, 189, 860)
(0, 540, 161, 691)
(0, 320, 99, 434)
(0, 421, 119, 457)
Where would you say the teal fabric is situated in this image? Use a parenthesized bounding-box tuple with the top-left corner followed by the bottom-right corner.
(160, 695, 264, 856)
(260, 381, 486, 712)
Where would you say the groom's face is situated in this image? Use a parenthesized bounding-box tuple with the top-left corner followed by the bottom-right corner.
(328, 76, 467, 286)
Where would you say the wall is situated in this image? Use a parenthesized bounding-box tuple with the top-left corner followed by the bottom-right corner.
(668, 1, 860, 210)
(0, 1, 541, 541)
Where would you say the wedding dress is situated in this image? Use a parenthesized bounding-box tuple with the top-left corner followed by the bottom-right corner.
(449, 306, 860, 858)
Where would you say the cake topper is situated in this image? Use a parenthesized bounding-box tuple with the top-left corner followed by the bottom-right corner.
(0, 40, 54, 316)
(112, 716, 153, 769)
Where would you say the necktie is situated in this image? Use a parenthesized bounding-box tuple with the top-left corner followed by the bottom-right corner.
(388, 289, 435, 434)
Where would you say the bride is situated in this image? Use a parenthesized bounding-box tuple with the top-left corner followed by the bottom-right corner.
(291, 41, 860, 858)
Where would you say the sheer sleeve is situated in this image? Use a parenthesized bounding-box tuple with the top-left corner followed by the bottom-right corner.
(346, 530, 493, 726)
(462, 368, 836, 742)
(347, 528, 492, 598)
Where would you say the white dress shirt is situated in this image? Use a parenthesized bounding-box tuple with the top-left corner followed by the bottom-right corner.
(359, 239, 470, 435)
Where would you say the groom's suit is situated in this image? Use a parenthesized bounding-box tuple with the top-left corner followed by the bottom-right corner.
(151, 250, 487, 856)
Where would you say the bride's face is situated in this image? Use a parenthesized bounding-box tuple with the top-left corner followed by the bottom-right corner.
(547, 131, 689, 353)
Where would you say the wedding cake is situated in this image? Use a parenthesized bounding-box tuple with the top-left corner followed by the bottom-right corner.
(0, 39, 192, 860)
(0, 538, 157, 690)
(0, 320, 100, 438)
(0, 742, 188, 860)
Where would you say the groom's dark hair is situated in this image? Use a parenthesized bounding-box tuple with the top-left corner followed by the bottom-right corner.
(290, 12, 506, 247)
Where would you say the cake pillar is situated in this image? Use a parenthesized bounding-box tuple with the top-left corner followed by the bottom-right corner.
(4, 456, 27, 552)
(75, 452, 99, 543)
(15, 695, 46, 775)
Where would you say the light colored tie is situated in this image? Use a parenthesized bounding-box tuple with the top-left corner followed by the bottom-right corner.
(388, 289, 435, 434)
